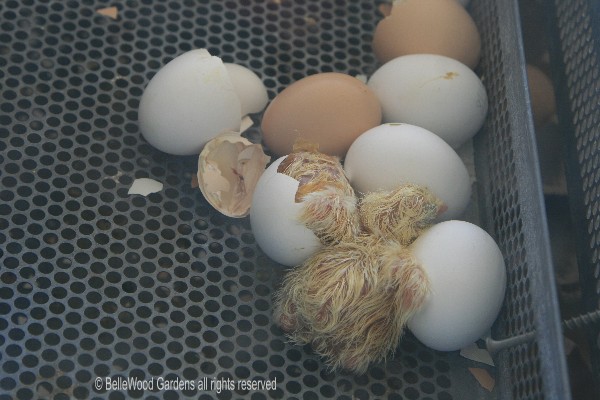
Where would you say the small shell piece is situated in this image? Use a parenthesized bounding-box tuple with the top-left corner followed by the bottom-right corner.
(127, 178, 163, 196)
(197, 131, 270, 218)
(96, 6, 118, 19)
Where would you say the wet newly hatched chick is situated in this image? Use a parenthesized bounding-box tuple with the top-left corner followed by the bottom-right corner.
(274, 236, 430, 374)
(273, 175, 443, 373)
(274, 235, 380, 343)
(360, 184, 445, 244)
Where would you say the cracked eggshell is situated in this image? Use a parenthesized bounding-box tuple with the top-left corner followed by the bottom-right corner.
(224, 63, 269, 116)
(197, 131, 270, 218)
(343, 123, 471, 220)
(138, 49, 242, 155)
(367, 54, 488, 149)
(408, 220, 506, 351)
(250, 156, 322, 267)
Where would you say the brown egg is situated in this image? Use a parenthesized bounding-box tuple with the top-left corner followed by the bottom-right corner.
(526, 64, 557, 127)
(372, 0, 481, 69)
(260, 73, 382, 157)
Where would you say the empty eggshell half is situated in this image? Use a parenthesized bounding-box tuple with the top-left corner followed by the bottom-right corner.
(197, 131, 271, 218)
(250, 156, 322, 267)
(138, 49, 242, 155)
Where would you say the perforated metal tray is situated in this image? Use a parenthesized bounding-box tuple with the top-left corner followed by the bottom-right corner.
(546, 0, 600, 395)
(0, 0, 570, 399)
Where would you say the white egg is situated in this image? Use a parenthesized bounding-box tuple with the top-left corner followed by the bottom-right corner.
(367, 54, 488, 149)
(250, 156, 322, 267)
(138, 49, 242, 155)
(224, 63, 269, 116)
(343, 123, 471, 220)
(408, 220, 506, 351)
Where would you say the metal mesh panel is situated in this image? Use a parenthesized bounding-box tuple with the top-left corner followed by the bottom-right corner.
(0, 0, 569, 399)
(471, 2, 541, 399)
(470, 1, 570, 399)
(547, 0, 600, 393)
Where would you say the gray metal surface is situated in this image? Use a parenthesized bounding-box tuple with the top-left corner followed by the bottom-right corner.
(471, 0, 571, 399)
(547, 0, 600, 394)
(0, 0, 569, 399)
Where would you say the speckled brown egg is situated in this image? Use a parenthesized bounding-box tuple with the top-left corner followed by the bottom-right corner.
(372, 0, 481, 69)
(260, 73, 382, 157)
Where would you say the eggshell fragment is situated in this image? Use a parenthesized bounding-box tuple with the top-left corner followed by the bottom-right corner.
(367, 54, 488, 149)
(239, 115, 254, 134)
(343, 124, 471, 220)
(197, 132, 270, 218)
(469, 368, 496, 392)
(373, 0, 481, 69)
(460, 343, 495, 366)
(260, 73, 382, 157)
(408, 220, 506, 351)
(250, 157, 322, 267)
(96, 6, 118, 19)
(128, 178, 163, 196)
(138, 49, 242, 155)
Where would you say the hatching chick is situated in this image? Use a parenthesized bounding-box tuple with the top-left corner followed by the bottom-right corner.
(274, 236, 430, 374)
(277, 146, 361, 245)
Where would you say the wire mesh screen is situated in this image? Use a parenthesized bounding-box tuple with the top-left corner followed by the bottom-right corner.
(0, 0, 569, 399)
(547, 0, 600, 394)
(472, 3, 543, 399)
(470, 1, 570, 399)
